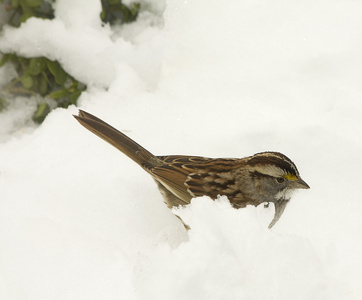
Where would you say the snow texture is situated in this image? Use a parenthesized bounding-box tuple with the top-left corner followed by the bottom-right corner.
(1, 0, 362, 299)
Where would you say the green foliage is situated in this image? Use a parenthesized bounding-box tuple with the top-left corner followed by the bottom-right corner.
(0, 0, 55, 27)
(0, 54, 86, 122)
(0, 97, 7, 112)
(32, 102, 50, 123)
(101, 0, 140, 25)
(0, 0, 140, 122)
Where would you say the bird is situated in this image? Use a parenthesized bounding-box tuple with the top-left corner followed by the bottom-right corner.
(74, 110, 309, 228)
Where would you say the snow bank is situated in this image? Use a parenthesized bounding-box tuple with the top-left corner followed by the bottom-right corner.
(136, 197, 329, 300)
(1, 0, 362, 299)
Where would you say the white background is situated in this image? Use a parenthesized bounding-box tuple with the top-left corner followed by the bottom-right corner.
(1, 0, 362, 299)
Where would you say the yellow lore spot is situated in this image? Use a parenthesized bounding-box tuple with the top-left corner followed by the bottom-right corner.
(283, 173, 297, 180)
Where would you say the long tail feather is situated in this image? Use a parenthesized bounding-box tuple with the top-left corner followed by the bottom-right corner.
(74, 110, 156, 166)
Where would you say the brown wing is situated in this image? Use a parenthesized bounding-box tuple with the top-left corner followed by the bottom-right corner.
(146, 155, 246, 207)
(141, 156, 208, 204)
(74, 111, 248, 208)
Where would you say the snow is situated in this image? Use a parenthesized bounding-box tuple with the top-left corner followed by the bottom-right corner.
(1, 0, 362, 299)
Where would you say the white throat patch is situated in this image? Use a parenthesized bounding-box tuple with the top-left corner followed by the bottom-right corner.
(275, 188, 294, 201)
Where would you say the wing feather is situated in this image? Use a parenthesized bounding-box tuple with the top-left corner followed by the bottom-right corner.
(148, 156, 246, 206)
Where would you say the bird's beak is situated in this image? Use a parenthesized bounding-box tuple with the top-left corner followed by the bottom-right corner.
(292, 178, 310, 189)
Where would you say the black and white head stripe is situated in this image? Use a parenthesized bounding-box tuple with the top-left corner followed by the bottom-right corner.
(246, 152, 299, 178)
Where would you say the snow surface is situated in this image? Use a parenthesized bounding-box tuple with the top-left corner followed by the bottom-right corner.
(1, 0, 362, 299)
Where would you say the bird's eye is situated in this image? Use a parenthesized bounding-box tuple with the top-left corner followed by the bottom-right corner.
(276, 177, 285, 184)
